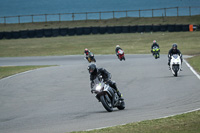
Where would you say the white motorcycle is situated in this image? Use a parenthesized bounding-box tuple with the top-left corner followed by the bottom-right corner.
(91, 75, 125, 112)
(170, 54, 182, 77)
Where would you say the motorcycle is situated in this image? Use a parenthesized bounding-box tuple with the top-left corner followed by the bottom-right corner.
(91, 75, 125, 112)
(87, 52, 96, 63)
(117, 49, 125, 61)
(170, 54, 181, 77)
(152, 46, 160, 59)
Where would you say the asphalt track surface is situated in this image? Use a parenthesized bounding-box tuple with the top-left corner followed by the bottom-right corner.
(0, 55, 200, 133)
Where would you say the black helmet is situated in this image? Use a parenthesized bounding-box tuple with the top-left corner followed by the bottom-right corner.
(88, 64, 97, 74)
(172, 43, 177, 49)
(172, 43, 177, 52)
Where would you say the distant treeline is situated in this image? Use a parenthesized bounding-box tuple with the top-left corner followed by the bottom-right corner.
(0, 24, 191, 40)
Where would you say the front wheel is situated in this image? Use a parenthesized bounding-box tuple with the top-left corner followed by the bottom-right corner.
(100, 95, 113, 112)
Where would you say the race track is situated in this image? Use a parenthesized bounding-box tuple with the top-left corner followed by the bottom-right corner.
(0, 55, 200, 133)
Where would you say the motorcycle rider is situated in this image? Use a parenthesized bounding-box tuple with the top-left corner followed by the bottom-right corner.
(168, 43, 183, 69)
(115, 45, 123, 57)
(151, 40, 160, 54)
(84, 48, 90, 60)
(88, 64, 123, 99)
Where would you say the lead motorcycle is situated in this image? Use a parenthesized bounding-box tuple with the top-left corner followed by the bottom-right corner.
(91, 75, 125, 112)
(117, 49, 125, 61)
(170, 54, 181, 77)
(152, 46, 160, 59)
(87, 52, 96, 63)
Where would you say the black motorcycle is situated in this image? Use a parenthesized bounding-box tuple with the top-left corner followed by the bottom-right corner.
(91, 75, 125, 112)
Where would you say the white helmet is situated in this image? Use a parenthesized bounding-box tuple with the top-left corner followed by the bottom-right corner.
(116, 45, 120, 48)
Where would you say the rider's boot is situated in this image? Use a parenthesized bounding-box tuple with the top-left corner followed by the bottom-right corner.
(111, 82, 124, 100)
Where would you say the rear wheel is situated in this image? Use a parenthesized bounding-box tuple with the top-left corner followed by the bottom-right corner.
(100, 95, 113, 112)
(117, 100, 125, 110)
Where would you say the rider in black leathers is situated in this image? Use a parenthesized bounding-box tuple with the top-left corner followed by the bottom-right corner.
(88, 64, 123, 99)
(151, 40, 160, 54)
(168, 43, 183, 67)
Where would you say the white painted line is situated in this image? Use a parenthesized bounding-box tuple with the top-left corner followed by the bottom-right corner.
(183, 59, 200, 80)
(85, 107, 200, 132)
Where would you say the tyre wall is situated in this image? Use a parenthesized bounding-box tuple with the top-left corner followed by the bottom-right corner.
(0, 24, 192, 39)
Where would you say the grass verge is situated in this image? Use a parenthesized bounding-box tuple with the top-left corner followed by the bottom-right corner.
(71, 110, 200, 133)
(0, 31, 200, 57)
(0, 65, 53, 79)
(187, 55, 200, 74)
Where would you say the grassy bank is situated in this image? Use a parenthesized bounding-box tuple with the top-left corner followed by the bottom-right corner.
(0, 31, 200, 57)
(0, 15, 200, 32)
(71, 110, 200, 133)
(0, 65, 53, 79)
(187, 55, 200, 74)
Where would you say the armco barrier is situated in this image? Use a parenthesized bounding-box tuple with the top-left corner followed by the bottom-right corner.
(0, 24, 192, 39)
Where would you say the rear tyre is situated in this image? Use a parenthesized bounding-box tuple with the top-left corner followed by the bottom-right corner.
(100, 95, 113, 112)
(117, 100, 125, 110)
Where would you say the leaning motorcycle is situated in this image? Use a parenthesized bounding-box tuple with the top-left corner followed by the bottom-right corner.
(91, 75, 125, 112)
(152, 46, 160, 59)
(87, 52, 96, 63)
(117, 49, 125, 61)
(170, 54, 181, 77)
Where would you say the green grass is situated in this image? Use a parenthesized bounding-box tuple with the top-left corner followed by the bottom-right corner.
(0, 31, 200, 57)
(187, 55, 200, 74)
(1, 15, 200, 32)
(71, 110, 200, 133)
(0, 65, 53, 79)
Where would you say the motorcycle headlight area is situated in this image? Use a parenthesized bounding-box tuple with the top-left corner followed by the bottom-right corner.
(96, 85, 103, 92)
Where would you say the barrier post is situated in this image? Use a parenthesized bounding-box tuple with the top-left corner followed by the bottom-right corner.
(177, 7, 179, 16)
(152, 9, 154, 17)
(4, 17, 6, 24)
(18, 16, 20, 24)
(139, 10, 141, 18)
(99, 12, 101, 20)
(32, 15, 34, 23)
